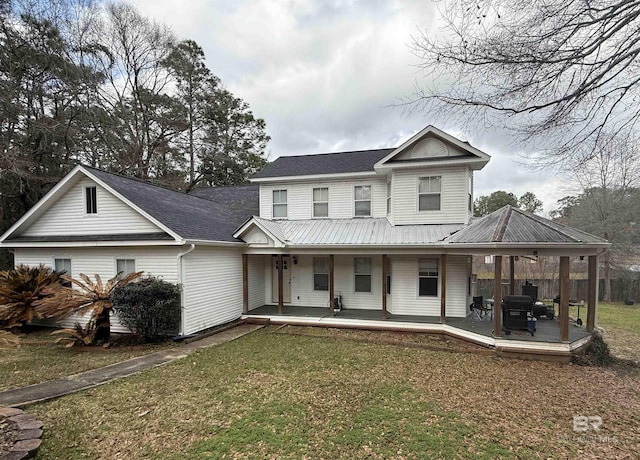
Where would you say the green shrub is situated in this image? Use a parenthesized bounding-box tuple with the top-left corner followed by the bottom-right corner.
(111, 278, 181, 342)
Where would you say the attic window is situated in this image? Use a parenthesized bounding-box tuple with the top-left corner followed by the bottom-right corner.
(410, 138, 449, 159)
(85, 186, 97, 214)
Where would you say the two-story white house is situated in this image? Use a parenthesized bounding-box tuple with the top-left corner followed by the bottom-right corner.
(0, 125, 609, 359)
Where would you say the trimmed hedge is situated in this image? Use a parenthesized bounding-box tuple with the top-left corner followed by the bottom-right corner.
(111, 278, 181, 342)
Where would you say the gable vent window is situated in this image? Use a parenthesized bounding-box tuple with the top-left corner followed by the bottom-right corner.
(85, 186, 97, 214)
(354, 185, 371, 217)
(272, 190, 287, 218)
(313, 187, 329, 218)
(418, 176, 441, 211)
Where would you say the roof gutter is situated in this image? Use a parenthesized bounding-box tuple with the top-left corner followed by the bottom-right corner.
(176, 243, 196, 336)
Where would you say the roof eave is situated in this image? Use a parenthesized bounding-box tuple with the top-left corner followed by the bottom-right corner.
(250, 171, 379, 183)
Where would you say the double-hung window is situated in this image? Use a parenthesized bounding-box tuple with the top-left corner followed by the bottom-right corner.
(272, 190, 287, 218)
(354, 257, 372, 292)
(313, 257, 329, 291)
(418, 176, 441, 211)
(313, 187, 329, 218)
(54, 258, 72, 287)
(85, 186, 97, 214)
(386, 181, 391, 215)
(116, 259, 136, 277)
(354, 185, 371, 217)
(418, 258, 439, 297)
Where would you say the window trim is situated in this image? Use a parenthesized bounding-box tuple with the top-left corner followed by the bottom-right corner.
(386, 180, 391, 216)
(418, 258, 439, 297)
(116, 258, 136, 278)
(354, 185, 372, 217)
(417, 176, 442, 212)
(272, 189, 288, 219)
(54, 258, 72, 287)
(354, 257, 372, 293)
(312, 187, 329, 218)
(85, 186, 97, 214)
(313, 257, 329, 291)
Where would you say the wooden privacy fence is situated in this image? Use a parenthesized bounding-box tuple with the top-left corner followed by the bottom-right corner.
(476, 279, 640, 303)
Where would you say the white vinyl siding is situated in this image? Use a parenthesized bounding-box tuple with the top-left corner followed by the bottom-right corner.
(247, 254, 266, 310)
(22, 177, 161, 236)
(14, 247, 181, 333)
(392, 167, 469, 225)
(312, 188, 329, 218)
(266, 255, 384, 310)
(390, 255, 467, 317)
(259, 178, 387, 220)
(182, 247, 243, 335)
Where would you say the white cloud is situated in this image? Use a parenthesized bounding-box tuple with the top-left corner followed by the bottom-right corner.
(129, 0, 566, 213)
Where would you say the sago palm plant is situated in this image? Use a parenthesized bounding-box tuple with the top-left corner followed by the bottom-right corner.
(0, 264, 63, 328)
(37, 271, 143, 343)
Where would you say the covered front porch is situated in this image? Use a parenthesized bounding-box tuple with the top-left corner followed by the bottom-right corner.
(242, 304, 593, 362)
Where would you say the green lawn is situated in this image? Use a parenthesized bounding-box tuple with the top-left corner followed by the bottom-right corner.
(30, 327, 639, 459)
(0, 328, 176, 391)
(576, 302, 640, 361)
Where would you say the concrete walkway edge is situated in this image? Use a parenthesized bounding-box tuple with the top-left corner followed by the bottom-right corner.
(0, 323, 263, 408)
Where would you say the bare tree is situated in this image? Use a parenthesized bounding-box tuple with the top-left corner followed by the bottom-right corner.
(555, 134, 640, 300)
(410, 0, 640, 167)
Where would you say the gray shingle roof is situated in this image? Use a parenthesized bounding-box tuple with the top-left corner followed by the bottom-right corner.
(444, 206, 608, 244)
(251, 148, 394, 179)
(84, 167, 241, 243)
(189, 185, 259, 228)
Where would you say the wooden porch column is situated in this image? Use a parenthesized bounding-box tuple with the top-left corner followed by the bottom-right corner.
(559, 256, 570, 342)
(277, 254, 284, 315)
(242, 254, 248, 314)
(440, 254, 447, 323)
(381, 254, 388, 320)
(493, 255, 502, 337)
(509, 256, 516, 295)
(587, 255, 598, 332)
(329, 254, 335, 317)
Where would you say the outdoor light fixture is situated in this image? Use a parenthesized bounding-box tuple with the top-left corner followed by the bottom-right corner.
(533, 250, 538, 256)
(292, 256, 298, 265)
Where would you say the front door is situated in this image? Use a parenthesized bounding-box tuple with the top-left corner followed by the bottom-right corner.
(272, 256, 292, 303)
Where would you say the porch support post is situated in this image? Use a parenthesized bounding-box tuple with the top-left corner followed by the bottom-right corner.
(277, 254, 283, 315)
(587, 255, 598, 332)
(440, 254, 447, 323)
(559, 256, 570, 342)
(242, 254, 248, 314)
(329, 254, 335, 317)
(509, 256, 516, 295)
(381, 254, 388, 320)
(493, 255, 502, 337)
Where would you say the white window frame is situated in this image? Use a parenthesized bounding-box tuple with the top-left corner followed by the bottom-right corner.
(312, 187, 329, 218)
(418, 258, 439, 297)
(418, 176, 441, 212)
(116, 258, 136, 277)
(272, 189, 287, 219)
(313, 257, 329, 291)
(354, 257, 372, 293)
(85, 186, 97, 214)
(386, 180, 391, 216)
(54, 258, 72, 287)
(354, 185, 372, 217)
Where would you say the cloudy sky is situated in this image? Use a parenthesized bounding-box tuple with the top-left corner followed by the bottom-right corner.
(130, 0, 569, 214)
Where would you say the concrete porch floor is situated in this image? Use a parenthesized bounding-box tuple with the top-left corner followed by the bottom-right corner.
(243, 305, 593, 362)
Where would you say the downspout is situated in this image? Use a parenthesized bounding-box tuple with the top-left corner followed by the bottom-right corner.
(177, 243, 196, 336)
